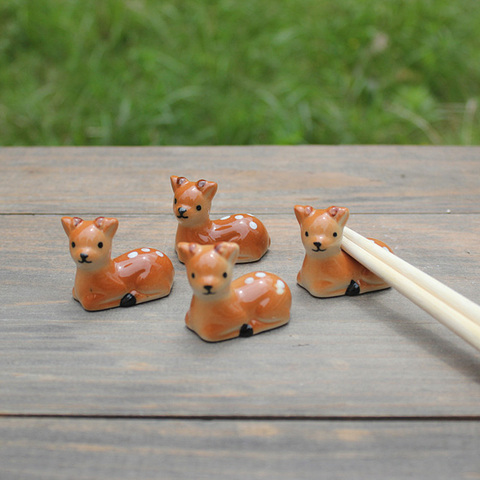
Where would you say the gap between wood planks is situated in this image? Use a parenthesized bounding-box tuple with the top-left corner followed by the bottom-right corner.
(0, 212, 478, 216)
(0, 414, 479, 422)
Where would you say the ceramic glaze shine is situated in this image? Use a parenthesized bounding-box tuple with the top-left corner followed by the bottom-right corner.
(171, 176, 270, 263)
(179, 242, 291, 342)
(62, 216, 174, 311)
(294, 205, 391, 298)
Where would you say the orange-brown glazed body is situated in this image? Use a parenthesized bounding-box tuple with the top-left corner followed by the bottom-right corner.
(62, 216, 174, 311)
(178, 242, 291, 342)
(294, 205, 391, 298)
(171, 176, 270, 263)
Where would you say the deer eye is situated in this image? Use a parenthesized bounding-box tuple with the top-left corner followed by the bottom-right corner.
(98, 242, 103, 248)
(71, 242, 76, 248)
(223, 272, 227, 278)
(174, 198, 177, 204)
(305, 231, 309, 237)
(333, 232, 338, 237)
(191, 272, 195, 279)
(196, 205, 202, 211)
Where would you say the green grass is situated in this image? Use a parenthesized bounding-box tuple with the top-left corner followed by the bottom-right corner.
(1, 0, 479, 145)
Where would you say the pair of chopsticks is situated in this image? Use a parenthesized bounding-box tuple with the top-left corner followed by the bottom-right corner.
(341, 227, 480, 352)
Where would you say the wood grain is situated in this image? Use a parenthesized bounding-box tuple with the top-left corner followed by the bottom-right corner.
(1, 147, 479, 478)
(0, 418, 479, 480)
(1, 146, 479, 215)
(1, 213, 479, 416)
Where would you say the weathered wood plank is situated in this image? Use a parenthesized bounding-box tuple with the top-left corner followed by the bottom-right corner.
(2, 147, 478, 477)
(1, 146, 479, 215)
(0, 418, 479, 480)
(1, 214, 479, 416)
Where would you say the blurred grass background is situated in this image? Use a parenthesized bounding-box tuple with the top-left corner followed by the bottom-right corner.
(0, 0, 479, 146)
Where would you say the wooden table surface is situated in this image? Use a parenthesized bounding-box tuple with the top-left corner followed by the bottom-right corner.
(1, 146, 479, 479)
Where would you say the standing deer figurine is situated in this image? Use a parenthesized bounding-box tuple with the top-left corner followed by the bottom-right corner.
(62, 216, 174, 311)
(178, 242, 291, 342)
(294, 205, 391, 297)
(171, 176, 270, 263)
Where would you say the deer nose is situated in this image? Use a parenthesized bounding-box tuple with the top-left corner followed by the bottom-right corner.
(178, 207, 187, 215)
(80, 253, 89, 260)
(203, 285, 213, 294)
(313, 242, 322, 249)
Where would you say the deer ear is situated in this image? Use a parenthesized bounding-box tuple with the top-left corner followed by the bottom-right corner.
(61, 217, 83, 236)
(214, 242, 239, 264)
(294, 205, 314, 224)
(171, 176, 188, 192)
(196, 179, 218, 200)
(94, 217, 119, 238)
(327, 206, 349, 226)
(177, 242, 199, 263)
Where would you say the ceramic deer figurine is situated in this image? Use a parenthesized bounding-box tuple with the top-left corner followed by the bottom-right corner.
(294, 205, 391, 298)
(178, 242, 291, 342)
(62, 216, 174, 311)
(171, 176, 270, 263)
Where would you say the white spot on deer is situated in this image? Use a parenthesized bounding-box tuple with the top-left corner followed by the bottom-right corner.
(141, 248, 151, 252)
(255, 272, 266, 278)
(155, 251, 164, 257)
(235, 215, 244, 220)
(128, 251, 138, 259)
(249, 221, 258, 230)
(275, 279, 286, 295)
(245, 277, 254, 284)
(221, 216, 231, 220)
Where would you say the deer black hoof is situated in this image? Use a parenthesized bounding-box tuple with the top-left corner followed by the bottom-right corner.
(239, 324, 254, 337)
(120, 293, 137, 307)
(345, 280, 360, 296)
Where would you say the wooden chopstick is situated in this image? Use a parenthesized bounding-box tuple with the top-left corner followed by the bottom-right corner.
(342, 226, 480, 352)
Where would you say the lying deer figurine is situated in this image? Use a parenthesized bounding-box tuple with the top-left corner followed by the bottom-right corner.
(62, 216, 174, 311)
(171, 176, 270, 263)
(294, 205, 391, 297)
(178, 242, 291, 342)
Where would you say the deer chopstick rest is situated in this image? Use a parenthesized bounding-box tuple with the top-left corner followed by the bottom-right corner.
(294, 205, 391, 298)
(171, 176, 270, 263)
(61, 216, 174, 311)
(178, 242, 291, 342)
